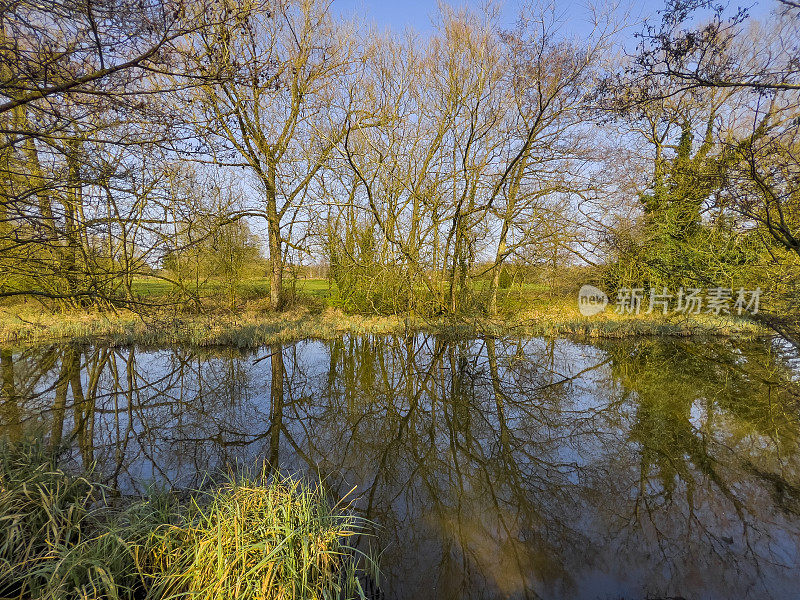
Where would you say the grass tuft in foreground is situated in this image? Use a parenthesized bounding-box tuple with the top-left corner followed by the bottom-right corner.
(0, 438, 141, 599)
(0, 438, 377, 600)
(143, 472, 373, 600)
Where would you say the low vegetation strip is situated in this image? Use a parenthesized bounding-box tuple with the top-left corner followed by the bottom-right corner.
(0, 301, 764, 349)
(0, 438, 377, 600)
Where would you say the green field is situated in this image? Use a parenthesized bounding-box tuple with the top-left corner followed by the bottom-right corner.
(131, 276, 332, 299)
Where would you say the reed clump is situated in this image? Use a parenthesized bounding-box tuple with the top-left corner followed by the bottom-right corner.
(143, 474, 372, 600)
(0, 439, 377, 600)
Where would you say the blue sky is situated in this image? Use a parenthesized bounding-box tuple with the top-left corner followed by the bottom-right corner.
(331, 0, 665, 33)
(330, 0, 774, 47)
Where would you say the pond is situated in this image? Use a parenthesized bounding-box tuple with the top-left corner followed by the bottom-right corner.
(2, 335, 800, 600)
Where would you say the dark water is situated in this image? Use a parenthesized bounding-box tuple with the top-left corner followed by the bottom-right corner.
(2, 335, 800, 600)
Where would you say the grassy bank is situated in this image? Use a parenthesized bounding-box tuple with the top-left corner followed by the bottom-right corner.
(0, 296, 765, 349)
(0, 438, 376, 600)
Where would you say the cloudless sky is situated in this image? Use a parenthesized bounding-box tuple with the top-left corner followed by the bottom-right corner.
(330, 0, 775, 49)
(331, 0, 647, 33)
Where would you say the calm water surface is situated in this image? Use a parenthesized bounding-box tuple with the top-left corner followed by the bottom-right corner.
(2, 335, 800, 600)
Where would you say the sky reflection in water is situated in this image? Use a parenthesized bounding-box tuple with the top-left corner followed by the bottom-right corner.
(2, 335, 800, 600)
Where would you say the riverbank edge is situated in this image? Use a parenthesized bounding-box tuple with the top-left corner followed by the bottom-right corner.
(0, 305, 766, 348)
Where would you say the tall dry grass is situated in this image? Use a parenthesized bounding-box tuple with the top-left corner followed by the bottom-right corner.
(0, 301, 764, 349)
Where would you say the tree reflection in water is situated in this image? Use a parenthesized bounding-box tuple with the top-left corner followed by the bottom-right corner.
(1, 335, 799, 600)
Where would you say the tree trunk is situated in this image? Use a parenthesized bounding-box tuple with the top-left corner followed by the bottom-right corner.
(488, 156, 525, 316)
(64, 138, 83, 303)
(448, 218, 464, 314)
(266, 160, 283, 311)
(487, 230, 508, 316)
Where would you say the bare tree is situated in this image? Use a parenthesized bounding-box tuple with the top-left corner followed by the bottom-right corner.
(632, 0, 800, 96)
(186, 0, 355, 311)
